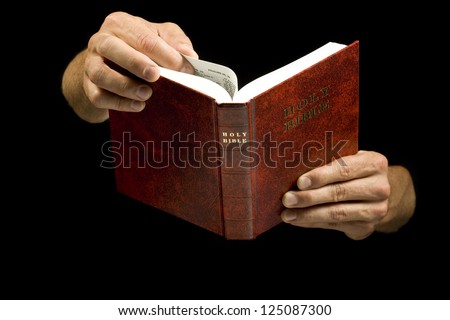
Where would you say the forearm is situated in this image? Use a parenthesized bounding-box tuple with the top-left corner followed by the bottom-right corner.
(375, 165, 416, 233)
(61, 50, 109, 123)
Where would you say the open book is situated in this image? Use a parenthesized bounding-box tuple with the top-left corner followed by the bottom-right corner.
(160, 42, 347, 103)
(108, 41, 359, 239)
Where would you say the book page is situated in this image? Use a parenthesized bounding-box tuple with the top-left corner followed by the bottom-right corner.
(183, 55, 238, 98)
(234, 42, 347, 102)
(159, 42, 347, 104)
(159, 66, 232, 102)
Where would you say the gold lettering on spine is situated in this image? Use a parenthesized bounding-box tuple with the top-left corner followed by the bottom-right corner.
(222, 131, 248, 144)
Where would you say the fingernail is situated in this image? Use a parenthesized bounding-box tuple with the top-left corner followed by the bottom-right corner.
(136, 86, 152, 100)
(143, 66, 160, 82)
(298, 176, 312, 190)
(130, 101, 145, 111)
(283, 192, 298, 206)
(282, 211, 297, 222)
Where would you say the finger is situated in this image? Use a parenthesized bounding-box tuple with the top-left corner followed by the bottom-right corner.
(84, 78, 146, 113)
(88, 33, 161, 83)
(281, 202, 384, 240)
(157, 22, 199, 59)
(283, 173, 390, 208)
(281, 200, 388, 225)
(86, 54, 153, 102)
(297, 150, 388, 190)
(100, 12, 192, 72)
(285, 216, 375, 240)
(344, 229, 375, 241)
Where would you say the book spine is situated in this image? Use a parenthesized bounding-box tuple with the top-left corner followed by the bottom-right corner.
(216, 103, 254, 240)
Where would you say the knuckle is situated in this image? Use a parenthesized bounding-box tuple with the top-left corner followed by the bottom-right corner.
(360, 201, 388, 221)
(118, 77, 131, 92)
(124, 54, 142, 72)
(136, 32, 159, 54)
(90, 34, 115, 57)
(370, 152, 389, 172)
(373, 201, 389, 220)
(331, 183, 347, 202)
(338, 162, 352, 179)
(86, 61, 106, 86)
(329, 207, 348, 221)
(110, 101, 125, 112)
(161, 21, 181, 31)
(371, 178, 391, 200)
(87, 88, 104, 109)
(103, 11, 126, 28)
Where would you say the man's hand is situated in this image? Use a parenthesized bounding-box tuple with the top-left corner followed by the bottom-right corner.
(281, 150, 415, 240)
(62, 11, 198, 123)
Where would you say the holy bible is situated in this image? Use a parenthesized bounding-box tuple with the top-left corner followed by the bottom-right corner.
(107, 41, 359, 240)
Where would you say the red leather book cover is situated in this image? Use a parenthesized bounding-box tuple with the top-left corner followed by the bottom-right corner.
(108, 41, 359, 239)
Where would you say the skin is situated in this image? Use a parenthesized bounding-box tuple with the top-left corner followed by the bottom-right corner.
(281, 151, 416, 240)
(62, 11, 198, 123)
(61, 12, 416, 240)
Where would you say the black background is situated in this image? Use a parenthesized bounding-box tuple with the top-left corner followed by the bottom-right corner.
(5, 1, 447, 299)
